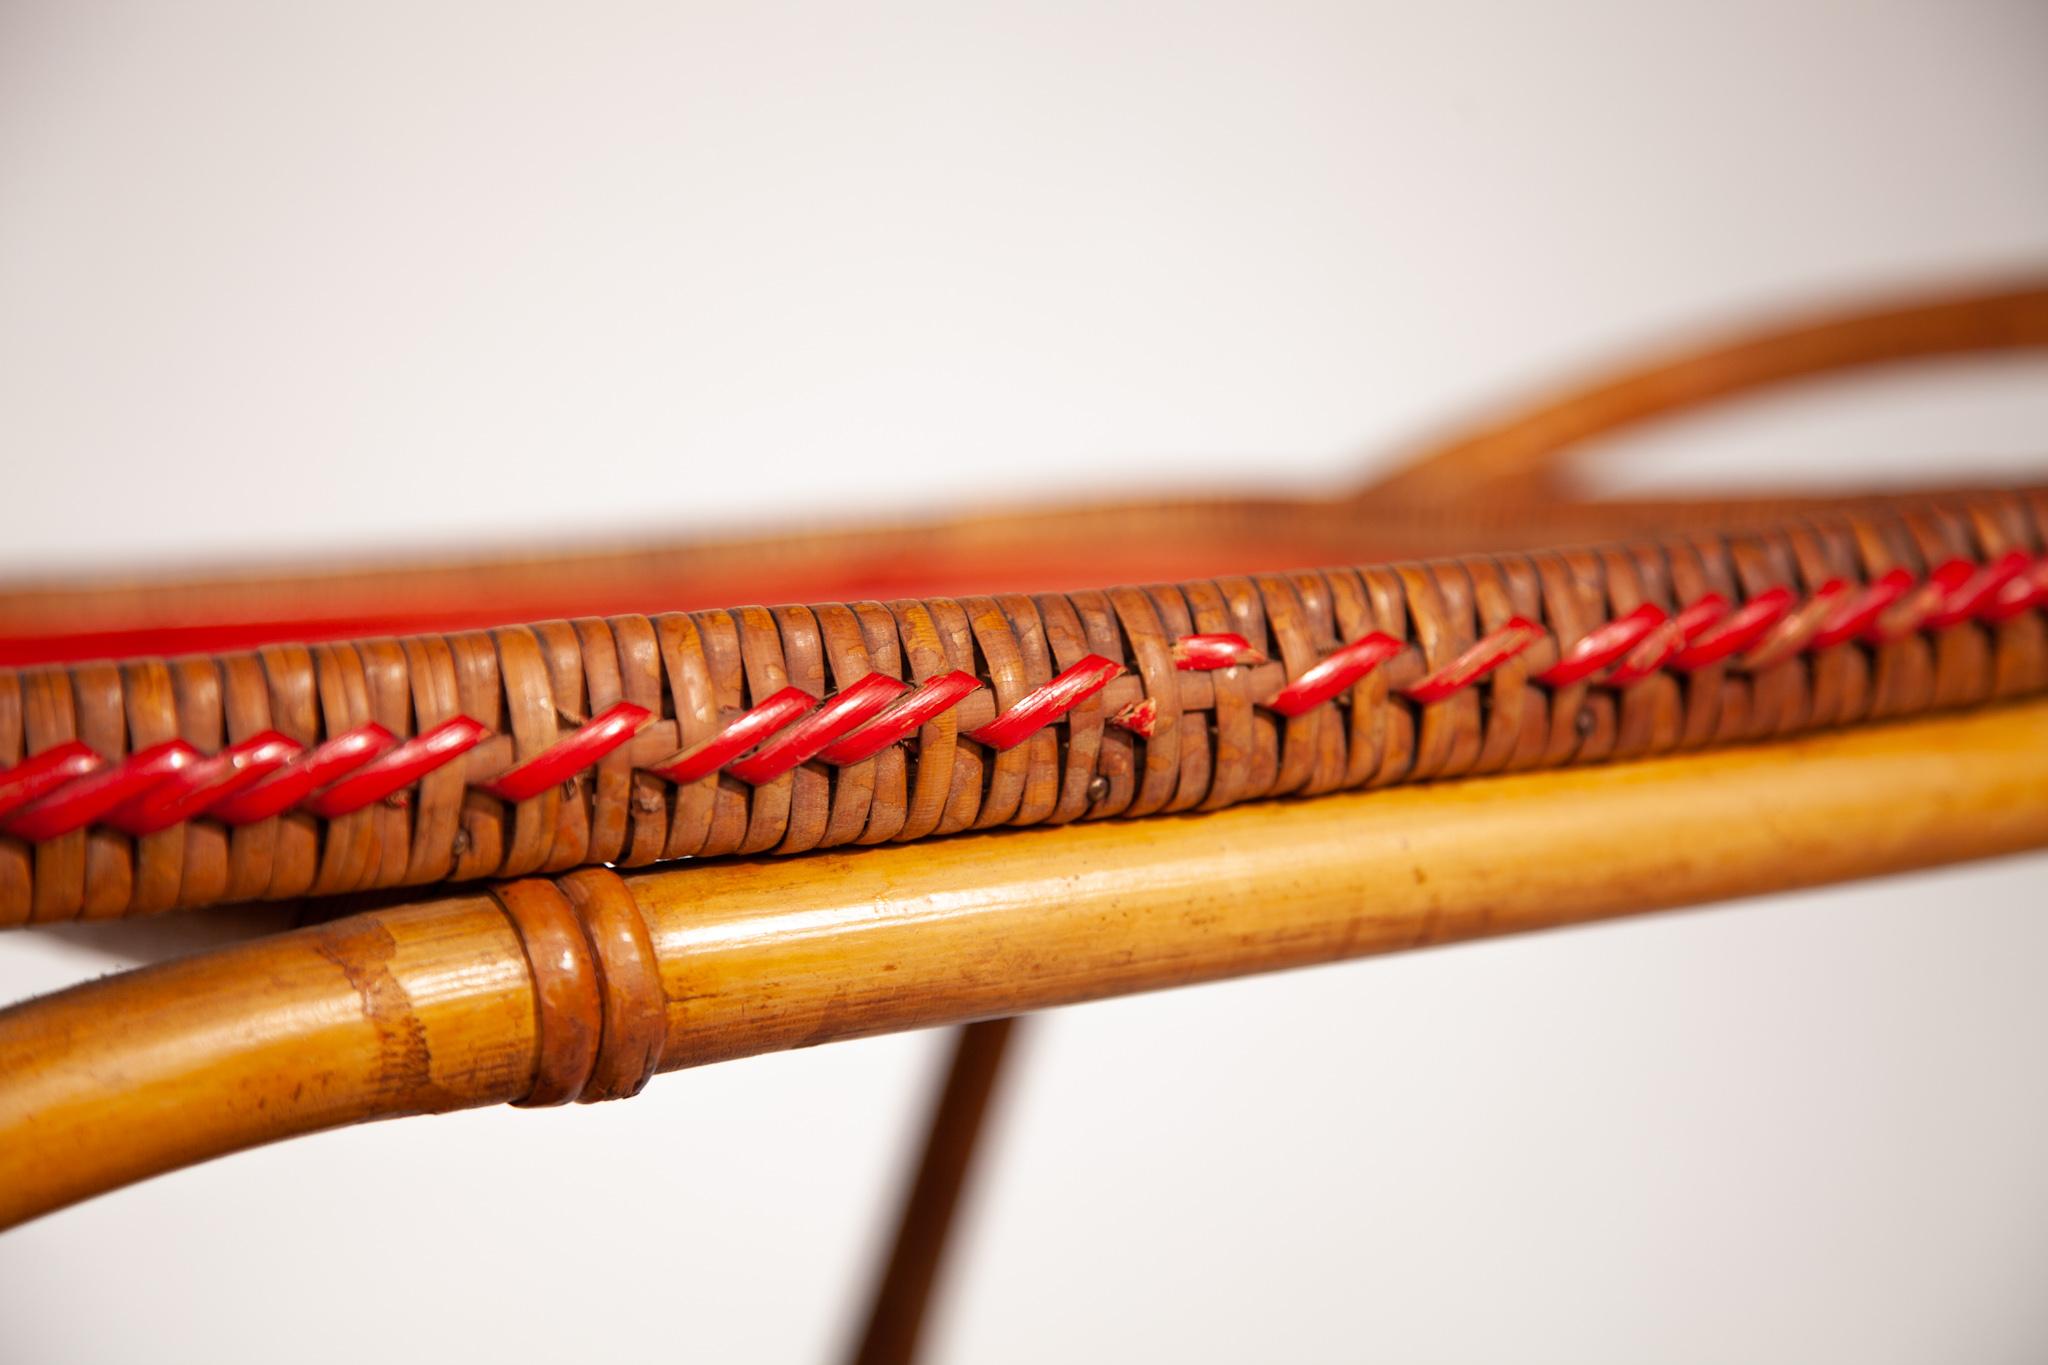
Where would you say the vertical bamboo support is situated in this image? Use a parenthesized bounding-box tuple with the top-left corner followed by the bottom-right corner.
(849, 1019, 1019, 1365)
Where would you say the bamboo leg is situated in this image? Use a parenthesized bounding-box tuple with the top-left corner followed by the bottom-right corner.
(849, 1018, 1019, 1365)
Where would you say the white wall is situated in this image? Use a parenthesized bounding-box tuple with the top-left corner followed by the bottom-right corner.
(1, 3, 2045, 1361)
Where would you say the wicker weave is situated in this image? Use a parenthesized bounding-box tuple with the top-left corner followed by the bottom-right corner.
(3, 489, 2044, 923)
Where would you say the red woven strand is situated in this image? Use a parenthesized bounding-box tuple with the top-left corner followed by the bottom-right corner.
(0, 740, 102, 822)
(476, 702, 651, 802)
(1985, 557, 2048, 622)
(1923, 551, 2030, 631)
(1265, 634, 1403, 717)
(647, 687, 817, 785)
(1607, 595, 1729, 685)
(815, 671, 982, 766)
(105, 731, 302, 837)
(303, 717, 489, 818)
(1402, 617, 1544, 703)
(725, 675, 908, 785)
(1811, 570, 1913, 650)
(1, 740, 200, 841)
(207, 725, 393, 825)
(965, 656, 1122, 751)
(1534, 603, 1666, 686)
(1173, 633, 1266, 670)
(1668, 586, 1797, 671)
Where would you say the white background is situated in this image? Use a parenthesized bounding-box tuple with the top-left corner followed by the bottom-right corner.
(3, 3, 2047, 1361)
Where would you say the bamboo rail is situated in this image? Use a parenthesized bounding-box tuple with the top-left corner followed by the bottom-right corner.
(4, 697, 2044, 1229)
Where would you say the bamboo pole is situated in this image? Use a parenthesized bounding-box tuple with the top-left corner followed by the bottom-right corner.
(0, 896, 535, 1227)
(849, 1018, 1019, 1365)
(4, 700, 2046, 1228)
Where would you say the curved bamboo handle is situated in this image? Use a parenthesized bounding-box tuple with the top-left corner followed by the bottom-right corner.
(5, 696, 2046, 1229)
(1365, 276, 2048, 509)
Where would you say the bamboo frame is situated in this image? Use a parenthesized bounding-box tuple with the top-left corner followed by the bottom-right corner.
(4, 697, 2044, 1229)
(3, 278, 2046, 1365)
